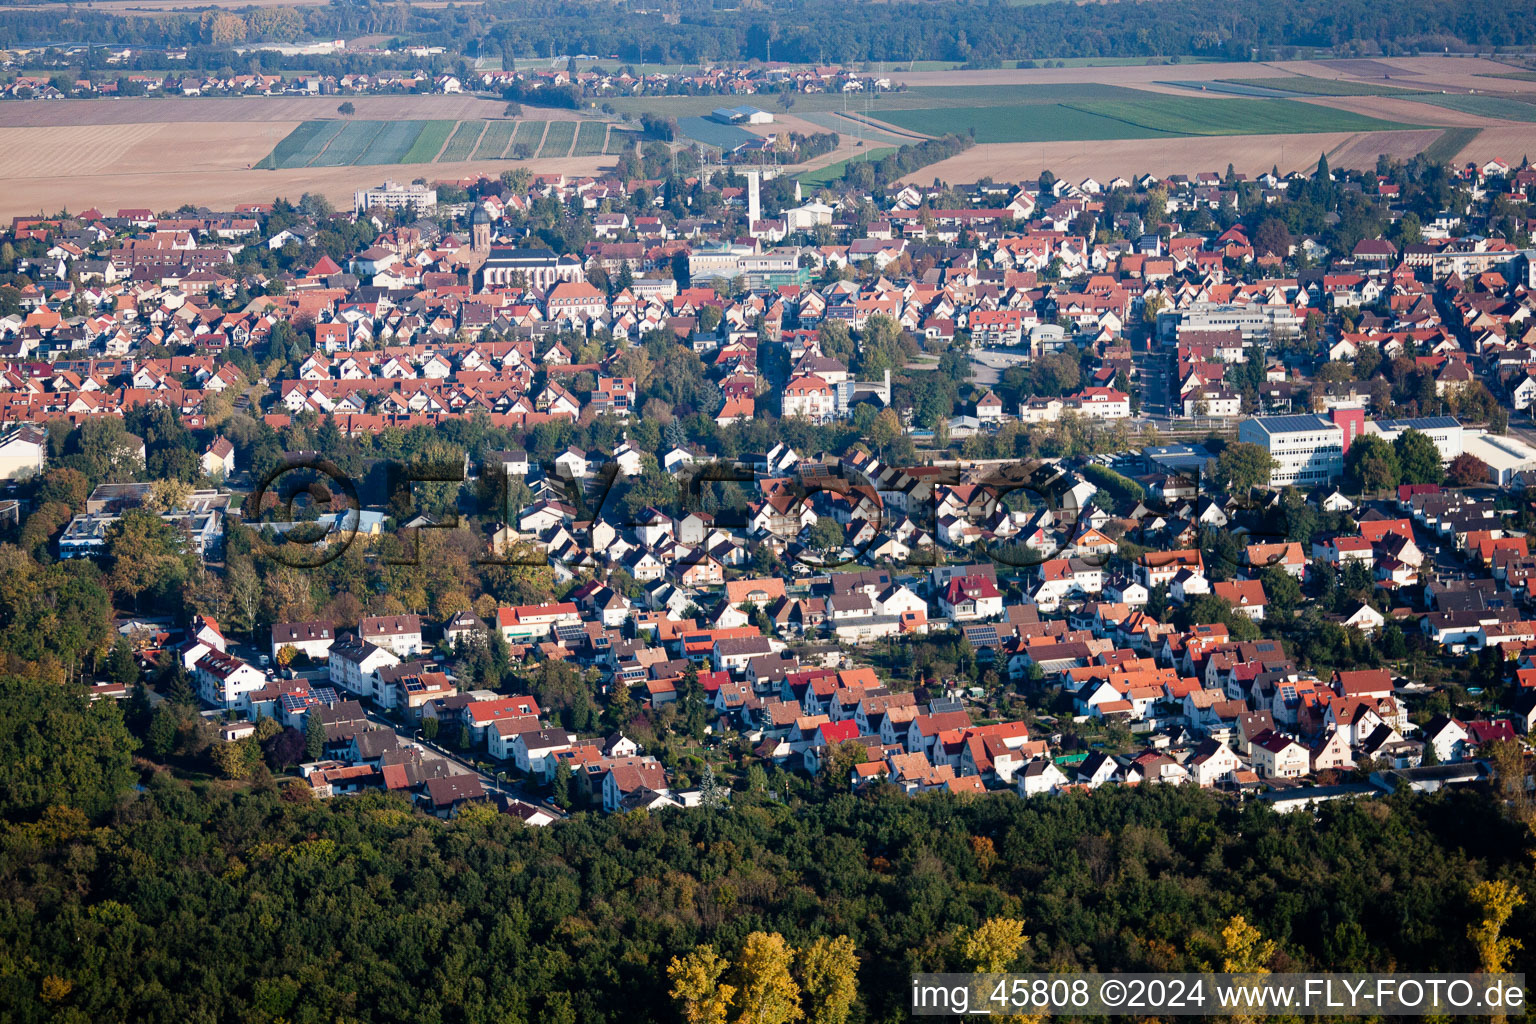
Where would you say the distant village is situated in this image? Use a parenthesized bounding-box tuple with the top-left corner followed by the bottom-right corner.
(3, 149, 1535, 821)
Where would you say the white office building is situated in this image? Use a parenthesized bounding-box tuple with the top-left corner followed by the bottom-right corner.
(1238, 414, 1348, 488)
(1366, 416, 1464, 462)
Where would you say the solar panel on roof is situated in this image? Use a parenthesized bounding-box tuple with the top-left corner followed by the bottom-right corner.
(312, 686, 338, 704)
(280, 693, 308, 712)
(556, 623, 586, 643)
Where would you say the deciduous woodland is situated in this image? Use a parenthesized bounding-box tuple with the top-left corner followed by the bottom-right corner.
(0, 727, 1530, 1024)
(2, 0, 1534, 64)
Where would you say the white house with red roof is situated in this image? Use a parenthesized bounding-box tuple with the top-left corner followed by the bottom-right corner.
(939, 574, 1003, 621)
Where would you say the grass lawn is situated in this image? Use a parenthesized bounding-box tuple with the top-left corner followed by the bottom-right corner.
(399, 120, 455, 163)
(1220, 76, 1426, 96)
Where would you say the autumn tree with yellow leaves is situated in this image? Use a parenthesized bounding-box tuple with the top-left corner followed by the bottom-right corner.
(668, 945, 736, 1024)
(670, 932, 861, 1024)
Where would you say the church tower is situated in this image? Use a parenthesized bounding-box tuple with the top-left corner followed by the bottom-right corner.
(471, 206, 492, 253)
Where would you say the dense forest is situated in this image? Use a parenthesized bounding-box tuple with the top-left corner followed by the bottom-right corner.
(3, 0, 1536, 62)
(0, 675, 1533, 1024)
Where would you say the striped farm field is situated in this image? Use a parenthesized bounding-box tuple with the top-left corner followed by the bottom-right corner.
(255, 115, 625, 169)
(474, 119, 517, 158)
(538, 119, 576, 157)
(605, 127, 643, 154)
(572, 120, 608, 156)
(512, 119, 546, 157)
(308, 119, 383, 166)
(1221, 76, 1425, 97)
(439, 120, 486, 161)
(399, 119, 454, 163)
(356, 119, 431, 165)
(256, 119, 342, 168)
(1067, 96, 1417, 136)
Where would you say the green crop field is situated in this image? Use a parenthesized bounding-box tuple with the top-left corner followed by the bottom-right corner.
(1067, 96, 1418, 135)
(798, 147, 898, 187)
(399, 120, 454, 164)
(572, 120, 609, 156)
(356, 120, 431, 165)
(1220, 76, 1425, 96)
(1477, 71, 1536, 83)
(873, 94, 1416, 144)
(512, 119, 547, 157)
(255, 120, 342, 169)
(538, 120, 577, 157)
(605, 128, 642, 155)
(309, 120, 384, 166)
(1417, 93, 1536, 122)
(875, 103, 1176, 143)
(1421, 126, 1482, 164)
(474, 119, 517, 159)
(257, 116, 621, 168)
(439, 120, 486, 161)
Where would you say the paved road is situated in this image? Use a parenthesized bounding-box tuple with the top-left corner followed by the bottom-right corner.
(360, 706, 558, 811)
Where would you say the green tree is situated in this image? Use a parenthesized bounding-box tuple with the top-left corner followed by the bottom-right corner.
(551, 760, 573, 809)
(145, 703, 179, 758)
(798, 935, 858, 1024)
(1343, 434, 1400, 494)
(1392, 428, 1442, 485)
(108, 636, 140, 687)
(1258, 565, 1302, 618)
(0, 675, 136, 819)
(1216, 441, 1276, 494)
(808, 516, 844, 555)
(304, 708, 326, 761)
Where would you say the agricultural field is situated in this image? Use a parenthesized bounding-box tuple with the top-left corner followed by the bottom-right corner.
(473, 119, 517, 159)
(876, 103, 1174, 142)
(356, 120, 431, 165)
(1421, 126, 1483, 164)
(309, 120, 384, 167)
(537, 120, 576, 158)
(1162, 80, 1299, 97)
(439, 120, 486, 162)
(1415, 93, 1536, 122)
(1219, 76, 1425, 96)
(798, 147, 897, 187)
(512, 119, 547, 157)
(572, 120, 609, 156)
(605, 128, 643, 155)
(399, 120, 454, 164)
(254, 119, 340, 169)
(253, 117, 623, 168)
(1067, 96, 1417, 136)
